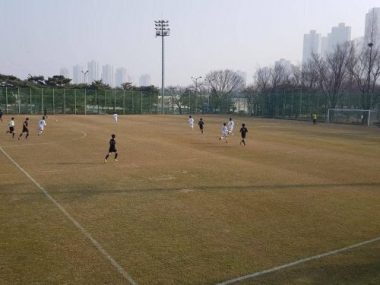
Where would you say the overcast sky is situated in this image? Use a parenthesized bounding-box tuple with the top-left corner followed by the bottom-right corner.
(0, 0, 379, 86)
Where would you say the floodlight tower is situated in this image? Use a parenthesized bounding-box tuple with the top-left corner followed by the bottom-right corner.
(155, 20, 170, 114)
(81, 70, 89, 84)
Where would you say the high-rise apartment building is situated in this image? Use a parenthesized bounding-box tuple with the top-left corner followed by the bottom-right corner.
(101, 64, 114, 87)
(365, 7, 380, 47)
(302, 30, 320, 64)
(87, 60, 99, 84)
(139, 74, 151, 86)
(325, 23, 351, 54)
(73, 65, 83, 84)
(115, 67, 127, 87)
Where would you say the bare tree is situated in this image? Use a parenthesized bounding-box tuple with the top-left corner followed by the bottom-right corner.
(254, 67, 271, 92)
(205, 69, 245, 95)
(312, 42, 354, 108)
(348, 10, 380, 109)
(301, 60, 319, 89)
(205, 69, 245, 112)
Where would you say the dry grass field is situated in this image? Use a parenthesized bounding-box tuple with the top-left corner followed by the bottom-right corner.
(1, 114, 380, 285)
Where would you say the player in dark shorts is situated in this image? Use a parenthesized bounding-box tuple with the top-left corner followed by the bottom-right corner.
(198, 118, 204, 134)
(18, 117, 29, 140)
(240, 123, 248, 146)
(104, 134, 118, 162)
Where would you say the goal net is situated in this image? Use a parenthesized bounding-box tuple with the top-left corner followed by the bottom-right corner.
(327, 109, 379, 126)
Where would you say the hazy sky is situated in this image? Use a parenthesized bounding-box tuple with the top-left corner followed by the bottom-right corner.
(0, 0, 379, 86)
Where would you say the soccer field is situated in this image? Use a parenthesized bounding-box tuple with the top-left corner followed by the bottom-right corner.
(1, 115, 380, 285)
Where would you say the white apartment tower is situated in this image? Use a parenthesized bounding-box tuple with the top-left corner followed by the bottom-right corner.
(101, 64, 114, 87)
(73, 65, 83, 84)
(324, 23, 351, 55)
(365, 7, 380, 47)
(115, 68, 127, 87)
(87, 60, 99, 84)
(302, 30, 321, 64)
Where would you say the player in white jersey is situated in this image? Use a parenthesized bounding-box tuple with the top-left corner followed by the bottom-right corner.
(219, 122, 228, 143)
(188, 115, 194, 129)
(6, 117, 15, 138)
(113, 113, 118, 123)
(38, 116, 47, 135)
(227, 117, 235, 135)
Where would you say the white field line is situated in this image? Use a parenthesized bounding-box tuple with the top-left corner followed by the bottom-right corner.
(216, 235, 380, 285)
(0, 146, 137, 285)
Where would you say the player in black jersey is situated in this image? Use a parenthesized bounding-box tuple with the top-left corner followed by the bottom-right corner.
(239, 123, 248, 146)
(198, 118, 204, 134)
(18, 117, 29, 140)
(104, 134, 118, 162)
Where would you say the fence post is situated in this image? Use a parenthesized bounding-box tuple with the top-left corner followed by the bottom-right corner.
(123, 90, 126, 114)
(84, 88, 87, 115)
(5, 86, 8, 114)
(29, 88, 32, 114)
(104, 90, 106, 113)
(113, 90, 116, 112)
(41, 88, 44, 115)
(299, 89, 302, 117)
(74, 89, 77, 115)
(140, 91, 143, 114)
(132, 91, 134, 113)
(96, 90, 99, 114)
(53, 88, 55, 114)
(18, 88, 21, 114)
(63, 89, 66, 114)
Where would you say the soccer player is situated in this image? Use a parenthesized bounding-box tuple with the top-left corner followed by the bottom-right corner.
(219, 122, 228, 143)
(104, 134, 118, 162)
(188, 115, 194, 129)
(6, 117, 15, 138)
(240, 123, 248, 146)
(38, 116, 47, 136)
(312, 113, 317, 125)
(0, 109, 3, 122)
(227, 117, 235, 135)
(18, 117, 29, 140)
(198, 118, 204, 134)
(113, 113, 118, 123)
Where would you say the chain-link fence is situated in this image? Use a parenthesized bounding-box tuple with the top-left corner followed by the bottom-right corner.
(1, 87, 378, 125)
(0, 87, 160, 115)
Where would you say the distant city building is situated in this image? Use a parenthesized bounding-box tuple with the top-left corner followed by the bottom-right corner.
(87, 60, 99, 84)
(325, 23, 351, 54)
(302, 30, 321, 64)
(73, 65, 83, 84)
(101, 64, 114, 87)
(320, 36, 329, 56)
(274, 58, 293, 74)
(59, 68, 70, 79)
(365, 7, 380, 47)
(115, 67, 127, 87)
(139, 74, 151, 86)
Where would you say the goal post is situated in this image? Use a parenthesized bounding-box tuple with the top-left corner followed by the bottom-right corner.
(327, 108, 379, 126)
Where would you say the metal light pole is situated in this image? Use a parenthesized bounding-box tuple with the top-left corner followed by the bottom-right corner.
(82, 70, 88, 115)
(81, 70, 89, 84)
(367, 42, 373, 109)
(191, 76, 202, 114)
(155, 20, 170, 114)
